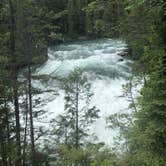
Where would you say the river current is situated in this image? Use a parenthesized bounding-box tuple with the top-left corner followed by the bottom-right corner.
(32, 39, 132, 145)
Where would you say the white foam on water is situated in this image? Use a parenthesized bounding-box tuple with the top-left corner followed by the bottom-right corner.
(90, 78, 129, 145)
(33, 39, 131, 145)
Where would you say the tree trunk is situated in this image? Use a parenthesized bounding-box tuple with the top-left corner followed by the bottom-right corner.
(75, 82, 79, 149)
(28, 64, 36, 166)
(23, 90, 28, 166)
(8, 0, 22, 165)
(0, 121, 8, 166)
(5, 101, 12, 166)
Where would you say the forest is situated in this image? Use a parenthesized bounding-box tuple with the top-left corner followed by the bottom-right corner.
(0, 0, 166, 166)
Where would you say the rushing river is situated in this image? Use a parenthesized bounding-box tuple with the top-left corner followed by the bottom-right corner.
(33, 39, 132, 145)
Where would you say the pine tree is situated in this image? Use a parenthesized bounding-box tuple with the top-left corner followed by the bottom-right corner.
(52, 69, 100, 149)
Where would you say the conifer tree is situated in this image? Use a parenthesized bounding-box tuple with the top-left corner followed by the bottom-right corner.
(52, 69, 100, 149)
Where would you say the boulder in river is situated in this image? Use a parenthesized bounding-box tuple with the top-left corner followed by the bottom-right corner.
(117, 51, 128, 57)
(118, 58, 124, 62)
(117, 47, 129, 57)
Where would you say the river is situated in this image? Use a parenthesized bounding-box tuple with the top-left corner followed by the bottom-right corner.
(32, 39, 132, 145)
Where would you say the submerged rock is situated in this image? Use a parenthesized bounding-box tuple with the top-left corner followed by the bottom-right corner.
(117, 51, 128, 57)
(118, 58, 124, 62)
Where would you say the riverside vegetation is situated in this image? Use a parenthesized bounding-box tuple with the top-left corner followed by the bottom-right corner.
(0, 0, 166, 166)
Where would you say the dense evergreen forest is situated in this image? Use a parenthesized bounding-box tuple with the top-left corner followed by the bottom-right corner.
(0, 0, 166, 166)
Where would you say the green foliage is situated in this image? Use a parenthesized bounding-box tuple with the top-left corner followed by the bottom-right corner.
(86, 0, 124, 38)
(107, 1, 166, 165)
(51, 69, 100, 148)
(1, 0, 166, 165)
(90, 147, 117, 166)
(55, 143, 118, 166)
(57, 145, 91, 166)
(34, 0, 125, 39)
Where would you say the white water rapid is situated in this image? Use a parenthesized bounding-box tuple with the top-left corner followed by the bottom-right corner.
(33, 39, 132, 145)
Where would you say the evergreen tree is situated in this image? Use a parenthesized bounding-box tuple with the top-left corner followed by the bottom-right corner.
(52, 69, 100, 149)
